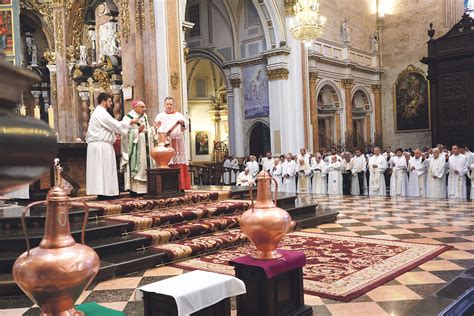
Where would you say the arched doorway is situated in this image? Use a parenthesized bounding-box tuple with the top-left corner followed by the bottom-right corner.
(351, 89, 372, 148)
(249, 122, 271, 157)
(316, 84, 341, 149)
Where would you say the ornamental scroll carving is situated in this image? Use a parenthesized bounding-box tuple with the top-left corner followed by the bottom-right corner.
(118, 0, 131, 41)
(54, 10, 64, 55)
(267, 68, 289, 80)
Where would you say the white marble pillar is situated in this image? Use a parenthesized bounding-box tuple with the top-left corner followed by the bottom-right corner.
(229, 75, 244, 157)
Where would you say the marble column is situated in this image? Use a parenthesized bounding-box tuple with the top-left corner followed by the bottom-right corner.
(230, 77, 244, 157)
(371, 84, 382, 145)
(309, 71, 319, 152)
(77, 83, 90, 140)
(342, 79, 354, 147)
(52, 0, 75, 142)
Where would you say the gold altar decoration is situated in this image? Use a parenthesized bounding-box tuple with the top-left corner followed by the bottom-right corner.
(267, 68, 289, 80)
(54, 9, 64, 54)
(239, 171, 295, 259)
(118, 0, 130, 41)
(13, 159, 100, 316)
(93, 68, 110, 91)
(43, 49, 56, 65)
(289, 0, 326, 46)
(20, 1, 53, 30)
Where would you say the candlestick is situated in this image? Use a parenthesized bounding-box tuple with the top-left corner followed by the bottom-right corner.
(19, 104, 27, 116)
(48, 106, 55, 129)
(33, 105, 41, 119)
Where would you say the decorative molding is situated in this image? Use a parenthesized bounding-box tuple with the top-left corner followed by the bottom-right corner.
(118, 0, 131, 42)
(135, 0, 145, 32)
(341, 79, 354, 88)
(224, 57, 267, 69)
(267, 68, 289, 80)
(309, 54, 383, 75)
(54, 10, 64, 55)
(229, 78, 241, 88)
(262, 47, 291, 58)
(71, 0, 87, 49)
(284, 0, 296, 16)
(309, 71, 318, 83)
(93, 69, 110, 91)
(43, 49, 56, 65)
(395, 64, 426, 83)
(51, 73, 57, 101)
(371, 84, 381, 93)
(20, 1, 53, 30)
(170, 72, 180, 90)
(148, 0, 155, 31)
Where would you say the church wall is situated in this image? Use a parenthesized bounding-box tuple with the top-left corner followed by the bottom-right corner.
(379, 0, 462, 149)
(188, 101, 214, 162)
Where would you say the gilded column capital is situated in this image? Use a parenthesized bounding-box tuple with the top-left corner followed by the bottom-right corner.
(371, 84, 382, 93)
(267, 68, 289, 81)
(230, 78, 241, 88)
(341, 79, 354, 88)
(309, 71, 318, 83)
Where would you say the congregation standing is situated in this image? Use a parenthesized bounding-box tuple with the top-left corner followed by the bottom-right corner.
(228, 144, 474, 200)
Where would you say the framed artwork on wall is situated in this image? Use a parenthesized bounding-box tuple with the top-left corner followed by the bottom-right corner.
(0, 0, 11, 6)
(195, 131, 209, 155)
(393, 65, 430, 132)
(0, 8, 14, 56)
(243, 63, 269, 119)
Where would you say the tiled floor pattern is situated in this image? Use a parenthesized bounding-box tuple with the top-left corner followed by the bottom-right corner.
(1, 195, 473, 316)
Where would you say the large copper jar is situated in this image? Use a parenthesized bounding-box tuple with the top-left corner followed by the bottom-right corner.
(239, 171, 294, 259)
(151, 132, 175, 168)
(13, 160, 100, 316)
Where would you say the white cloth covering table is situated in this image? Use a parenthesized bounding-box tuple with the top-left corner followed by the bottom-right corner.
(137, 270, 246, 316)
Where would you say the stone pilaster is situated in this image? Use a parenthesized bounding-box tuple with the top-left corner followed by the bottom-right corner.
(371, 84, 382, 145)
(229, 76, 244, 157)
(341, 78, 354, 147)
(309, 71, 319, 152)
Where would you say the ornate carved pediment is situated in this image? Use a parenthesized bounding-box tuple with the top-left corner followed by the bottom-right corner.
(395, 64, 426, 84)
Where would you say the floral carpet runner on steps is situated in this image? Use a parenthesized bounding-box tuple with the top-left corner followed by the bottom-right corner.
(105, 200, 249, 230)
(85, 191, 230, 215)
(169, 231, 452, 302)
(136, 215, 241, 245)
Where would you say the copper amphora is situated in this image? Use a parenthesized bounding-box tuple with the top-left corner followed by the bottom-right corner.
(151, 132, 175, 168)
(13, 160, 100, 316)
(239, 170, 294, 259)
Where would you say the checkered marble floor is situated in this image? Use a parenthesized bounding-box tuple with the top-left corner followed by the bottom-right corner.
(1, 195, 473, 316)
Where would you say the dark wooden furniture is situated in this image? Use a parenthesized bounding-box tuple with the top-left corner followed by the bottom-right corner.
(146, 168, 185, 198)
(421, 14, 474, 148)
(232, 261, 312, 316)
(142, 292, 230, 316)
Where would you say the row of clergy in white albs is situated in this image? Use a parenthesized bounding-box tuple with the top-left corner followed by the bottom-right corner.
(227, 147, 474, 200)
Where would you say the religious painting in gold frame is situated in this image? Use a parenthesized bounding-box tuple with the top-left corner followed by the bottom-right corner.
(195, 131, 209, 155)
(0, 0, 12, 6)
(393, 65, 430, 132)
(0, 8, 14, 56)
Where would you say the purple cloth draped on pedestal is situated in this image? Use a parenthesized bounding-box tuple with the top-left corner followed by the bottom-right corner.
(229, 249, 306, 279)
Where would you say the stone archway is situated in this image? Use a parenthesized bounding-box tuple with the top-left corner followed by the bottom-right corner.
(249, 121, 271, 158)
(316, 83, 343, 149)
(351, 88, 373, 148)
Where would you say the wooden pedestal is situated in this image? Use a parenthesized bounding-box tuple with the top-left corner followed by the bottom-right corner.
(143, 292, 230, 316)
(233, 264, 312, 316)
(146, 168, 185, 198)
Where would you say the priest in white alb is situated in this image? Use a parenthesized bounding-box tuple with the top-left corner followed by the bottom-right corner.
(327, 155, 343, 195)
(296, 158, 312, 193)
(246, 155, 260, 179)
(236, 168, 255, 186)
(368, 147, 387, 196)
(120, 100, 155, 195)
(260, 151, 274, 173)
(352, 149, 367, 195)
(447, 145, 468, 199)
(270, 158, 282, 192)
(281, 153, 297, 193)
(155, 97, 191, 190)
(310, 153, 327, 194)
(408, 149, 428, 197)
(389, 148, 408, 197)
(86, 93, 138, 198)
(427, 148, 446, 199)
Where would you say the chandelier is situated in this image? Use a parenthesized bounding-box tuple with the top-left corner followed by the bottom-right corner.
(289, 0, 326, 47)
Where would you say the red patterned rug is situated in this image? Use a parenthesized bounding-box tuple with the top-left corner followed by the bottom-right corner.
(173, 231, 451, 302)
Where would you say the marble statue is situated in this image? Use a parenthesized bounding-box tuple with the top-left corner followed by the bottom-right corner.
(341, 17, 351, 45)
(370, 32, 379, 55)
(30, 43, 38, 66)
(79, 45, 88, 65)
(109, 33, 119, 56)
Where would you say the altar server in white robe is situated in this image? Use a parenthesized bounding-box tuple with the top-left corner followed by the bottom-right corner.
(120, 100, 155, 195)
(408, 149, 428, 197)
(270, 158, 282, 192)
(327, 155, 343, 195)
(223, 156, 239, 184)
(447, 145, 468, 199)
(427, 148, 447, 198)
(260, 151, 274, 173)
(368, 147, 387, 196)
(87, 93, 137, 197)
(389, 148, 409, 197)
(281, 153, 297, 193)
(310, 154, 327, 194)
(297, 159, 312, 193)
(237, 168, 255, 186)
(246, 155, 260, 179)
(297, 148, 310, 165)
(352, 149, 367, 195)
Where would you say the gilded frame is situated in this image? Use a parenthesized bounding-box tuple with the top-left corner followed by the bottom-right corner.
(0, 0, 12, 6)
(393, 64, 431, 133)
(0, 8, 15, 56)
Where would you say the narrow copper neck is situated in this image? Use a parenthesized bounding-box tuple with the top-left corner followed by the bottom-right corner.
(255, 172, 275, 208)
(40, 187, 75, 248)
